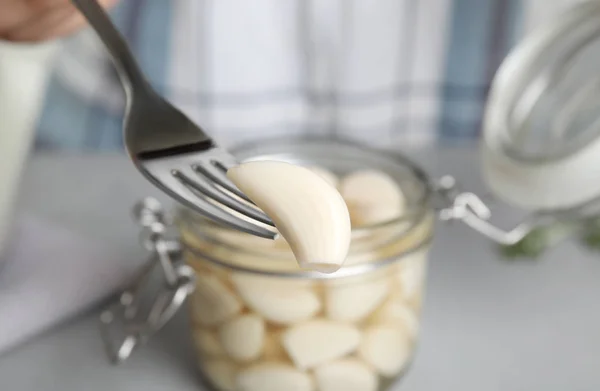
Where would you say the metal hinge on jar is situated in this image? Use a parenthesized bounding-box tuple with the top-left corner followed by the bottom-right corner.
(99, 198, 195, 364)
(432, 175, 583, 256)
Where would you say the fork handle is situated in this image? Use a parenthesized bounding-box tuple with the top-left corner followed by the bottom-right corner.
(71, 0, 153, 100)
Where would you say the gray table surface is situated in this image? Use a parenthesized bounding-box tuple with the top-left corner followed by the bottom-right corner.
(1, 147, 599, 391)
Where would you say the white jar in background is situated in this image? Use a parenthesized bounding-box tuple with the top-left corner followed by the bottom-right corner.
(0, 41, 58, 260)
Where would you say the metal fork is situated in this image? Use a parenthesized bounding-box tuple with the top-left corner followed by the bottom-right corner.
(71, 0, 276, 238)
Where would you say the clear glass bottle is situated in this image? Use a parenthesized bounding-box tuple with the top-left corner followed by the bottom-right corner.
(176, 138, 433, 391)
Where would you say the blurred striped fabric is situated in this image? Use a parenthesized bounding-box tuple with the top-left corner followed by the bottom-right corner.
(36, 0, 531, 151)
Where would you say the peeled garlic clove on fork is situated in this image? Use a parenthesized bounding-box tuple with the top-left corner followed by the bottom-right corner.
(308, 166, 339, 188)
(228, 161, 351, 273)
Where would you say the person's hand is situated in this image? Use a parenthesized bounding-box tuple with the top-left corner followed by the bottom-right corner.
(0, 0, 118, 42)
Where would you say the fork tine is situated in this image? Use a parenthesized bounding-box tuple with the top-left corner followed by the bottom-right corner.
(155, 172, 277, 239)
(193, 162, 252, 203)
(173, 169, 274, 226)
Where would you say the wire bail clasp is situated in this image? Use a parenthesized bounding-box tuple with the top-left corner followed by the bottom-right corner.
(433, 176, 541, 246)
(99, 198, 195, 364)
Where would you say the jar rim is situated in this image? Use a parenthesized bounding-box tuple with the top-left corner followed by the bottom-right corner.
(181, 232, 433, 280)
(176, 135, 433, 279)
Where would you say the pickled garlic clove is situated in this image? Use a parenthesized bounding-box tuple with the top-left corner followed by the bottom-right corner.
(369, 296, 420, 339)
(202, 359, 238, 391)
(192, 328, 225, 357)
(236, 362, 314, 391)
(396, 250, 428, 301)
(218, 314, 265, 362)
(314, 358, 378, 391)
(282, 319, 361, 369)
(325, 277, 390, 322)
(191, 274, 242, 326)
(358, 325, 412, 377)
(231, 274, 321, 325)
(340, 170, 406, 227)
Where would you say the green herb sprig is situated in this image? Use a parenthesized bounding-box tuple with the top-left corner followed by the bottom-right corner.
(498, 221, 580, 259)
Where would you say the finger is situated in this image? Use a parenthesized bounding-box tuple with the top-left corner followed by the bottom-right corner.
(0, 0, 68, 32)
(43, 0, 120, 40)
(4, 5, 75, 41)
(2, 0, 119, 42)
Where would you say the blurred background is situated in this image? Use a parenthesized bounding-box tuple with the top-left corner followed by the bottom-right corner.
(2, 0, 576, 155)
(2, 1, 600, 391)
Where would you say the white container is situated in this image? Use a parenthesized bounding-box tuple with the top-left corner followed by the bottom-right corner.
(0, 42, 57, 259)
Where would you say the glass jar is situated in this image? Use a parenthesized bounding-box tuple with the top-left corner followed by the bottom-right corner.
(177, 138, 433, 391)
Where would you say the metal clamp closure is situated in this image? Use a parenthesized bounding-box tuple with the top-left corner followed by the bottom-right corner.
(433, 176, 562, 246)
(99, 198, 195, 364)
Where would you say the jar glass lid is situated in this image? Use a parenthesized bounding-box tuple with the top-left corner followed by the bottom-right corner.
(482, 1, 600, 211)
